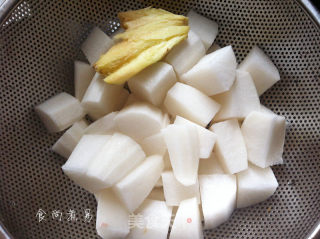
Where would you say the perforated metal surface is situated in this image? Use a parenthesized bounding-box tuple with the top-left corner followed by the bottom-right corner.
(0, 0, 319, 238)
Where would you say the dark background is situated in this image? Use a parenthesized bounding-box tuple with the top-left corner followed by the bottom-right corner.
(312, 0, 320, 10)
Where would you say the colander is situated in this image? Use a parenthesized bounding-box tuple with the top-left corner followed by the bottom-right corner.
(0, 0, 319, 238)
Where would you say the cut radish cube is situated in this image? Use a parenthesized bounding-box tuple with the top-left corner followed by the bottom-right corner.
(115, 88, 130, 111)
(162, 171, 200, 206)
(52, 119, 88, 158)
(114, 102, 165, 142)
(181, 45, 237, 96)
(169, 197, 203, 239)
(95, 189, 129, 239)
(213, 70, 260, 121)
(164, 82, 220, 127)
(165, 31, 206, 76)
(163, 152, 172, 170)
(198, 152, 225, 175)
(148, 188, 165, 201)
(199, 174, 237, 229)
(241, 111, 285, 168)
(155, 178, 163, 188)
(127, 199, 172, 239)
(187, 10, 218, 50)
(128, 62, 177, 106)
(84, 111, 118, 135)
(239, 46, 280, 95)
(124, 94, 142, 107)
(236, 164, 278, 208)
(210, 119, 248, 174)
(81, 27, 113, 66)
(113, 155, 164, 212)
(74, 61, 95, 101)
(86, 133, 145, 191)
(81, 73, 124, 120)
(174, 116, 216, 159)
(35, 92, 85, 132)
(61, 135, 111, 193)
(260, 104, 276, 115)
(162, 124, 200, 186)
(206, 43, 221, 54)
(141, 132, 167, 156)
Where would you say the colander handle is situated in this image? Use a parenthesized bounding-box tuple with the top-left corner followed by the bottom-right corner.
(306, 221, 320, 239)
(0, 0, 19, 23)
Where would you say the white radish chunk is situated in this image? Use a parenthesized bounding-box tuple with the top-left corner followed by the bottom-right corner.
(169, 197, 203, 239)
(239, 46, 280, 95)
(162, 171, 200, 206)
(52, 119, 88, 159)
(141, 132, 167, 156)
(213, 70, 260, 121)
(199, 174, 237, 229)
(198, 152, 225, 175)
(165, 31, 206, 76)
(181, 45, 237, 96)
(35, 92, 85, 132)
(86, 133, 145, 191)
(162, 124, 200, 186)
(128, 62, 177, 106)
(236, 164, 278, 208)
(155, 178, 163, 188)
(124, 94, 142, 107)
(163, 152, 172, 170)
(241, 111, 285, 168)
(187, 10, 218, 50)
(148, 188, 165, 201)
(164, 82, 220, 127)
(81, 73, 124, 120)
(210, 119, 248, 174)
(174, 116, 217, 159)
(115, 88, 129, 111)
(84, 111, 118, 135)
(113, 155, 164, 212)
(114, 102, 165, 142)
(95, 189, 129, 239)
(74, 61, 95, 101)
(127, 199, 172, 239)
(81, 27, 113, 66)
(61, 135, 111, 193)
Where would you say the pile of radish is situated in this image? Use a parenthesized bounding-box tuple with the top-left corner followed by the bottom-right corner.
(35, 9, 286, 239)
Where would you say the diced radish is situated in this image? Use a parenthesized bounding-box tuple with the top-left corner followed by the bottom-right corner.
(239, 46, 280, 95)
(181, 46, 237, 96)
(115, 88, 130, 111)
(52, 119, 88, 159)
(162, 112, 171, 127)
(114, 102, 165, 142)
(212, 70, 260, 121)
(260, 104, 276, 115)
(165, 31, 206, 76)
(206, 43, 221, 54)
(162, 171, 200, 206)
(86, 133, 145, 191)
(155, 178, 163, 188)
(169, 197, 203, 239)
(187, 10, 218, 50)
(162, 124, 200, 186)
(198, 152, 225, 175)
(236, 164, 278, 208)
(174, 116, 217, 159)
(199, 174, 236, 229)
(124, 94, 142, 107)
(164, 82, 220, 127)
(128, 62, 177, 106)
(127, 199, 172, 239)
(81, 27, 113, 66)
(113, 155, 164, 212)
(81, 73, 124, 120)
(74, 61, 95, 101)
(163, 151, 172, 170)
(95, 189, 129, 239)
(148, 188, 165, 201)
(35, 92, 85, 132)
(241, 111, 285, 168)
(61, 135, 111, 193)
(84, 111, 118, 135)
(210, 119, 248, 174)
(141, 132, 167, 156)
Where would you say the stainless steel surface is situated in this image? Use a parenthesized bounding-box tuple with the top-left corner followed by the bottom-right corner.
(0, 0, 319, 238)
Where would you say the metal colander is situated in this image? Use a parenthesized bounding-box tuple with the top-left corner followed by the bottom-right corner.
(0, 0, 319, 238)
